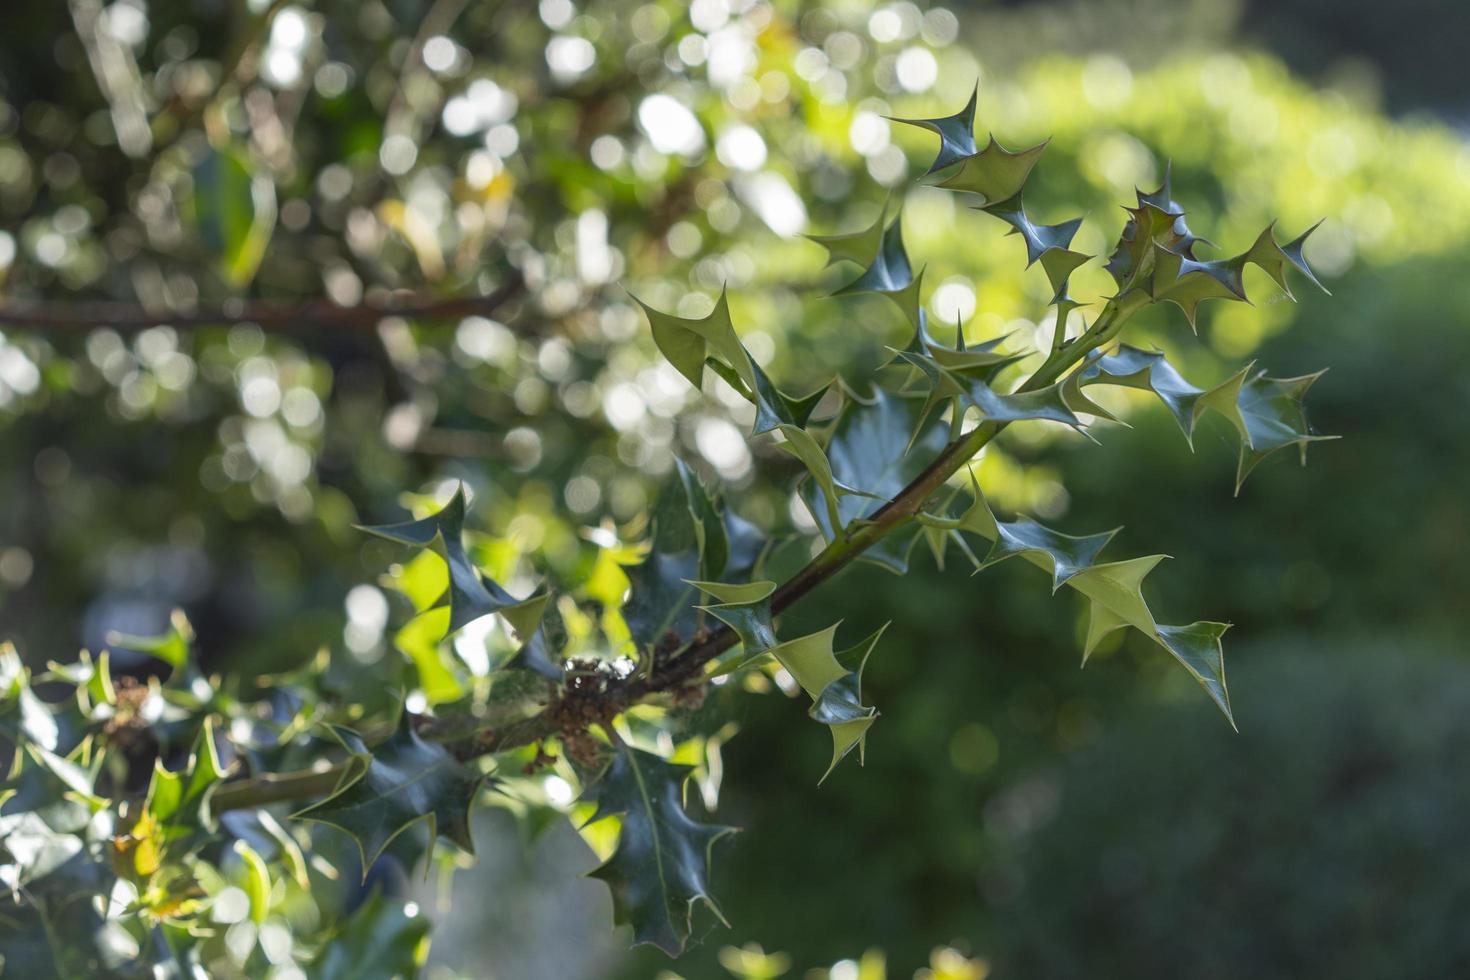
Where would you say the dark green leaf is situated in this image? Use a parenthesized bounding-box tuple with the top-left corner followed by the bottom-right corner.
(294, 713, 486, 874)
(889, 85, 979, 174)
(359, 486, 548, 638)
(584, 744, 736, 956)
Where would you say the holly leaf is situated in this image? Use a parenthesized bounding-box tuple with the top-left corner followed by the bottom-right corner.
(1066, 346, 1334, 491)
(963, 494, 1120, 591)
(1230, 369, 1336, 493)
(1238, 221, 1329, 298)
(689, 580, 778, 673)
(983, 194, 1091, 298)
(583, 744, 736, 956)
(107, 607, 193, 672)
(898, 347, 1083, 429)
(806, 199, 890, 270)
(359, 486, 548, 639)
(934, 135, 1049, 205)
(637, 289, 826, 435)
(958, 488, 1233, 725)
(767, 624, 886, 782)
(504, 627, 565, 681)
(1149, 244, 1248, 328)
(889, 85, 979, 175)
(1104, 163, 1210, 290)
(146, 717, 228, 841)
(624, 461, 725, 654)
(293, 713, 486, 875)
(832, 215, 925, 330)
(802, 388, 949, 569)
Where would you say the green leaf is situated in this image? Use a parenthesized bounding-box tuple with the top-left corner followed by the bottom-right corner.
(107, 608, 193, 671)
(191, 143, 276, 289)
(934, 135, 1049, 205)
(359, 486, 548, 638)
(959, 488, 1234, 725)
(801, 388, 949, 572)
(1230, 369, 1336, 493)
(584, 744, 736, 956)
(805, 199, 890, 270)
(832, 215, 926, 331)
(393, 608, 467, 705)
(309, 890, 430, 980)
(776, 424, 848, 538)
(1104, 164, 1210, 290)
(889, 84, 979, 175)
(1067, 346, 1333, 491)
(624, 461, 725, 653)
(983, 194, 1091, 297)
(768, 624, 886, 782)
(1238, 221, 1329, 298)
(293, 713, 486, 875)
(147, 717, 227, 840)
(505, 626, 565, 681)
(1068, 344, 1250, 445)
(898, 347, 1083, 429)
(637, 290, 827, 435)
(233, 839, 272, 925)
(966, 494, 1120, 591)
(634, 287, 755, 396)
(690, 580, 778, 673)
(1149, 244, 1248, 328)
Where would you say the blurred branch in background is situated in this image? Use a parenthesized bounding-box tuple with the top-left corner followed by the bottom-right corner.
(0, 268, 524, 333)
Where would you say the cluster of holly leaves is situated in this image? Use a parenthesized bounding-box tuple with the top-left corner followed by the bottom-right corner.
(0, 87, 1331, 970)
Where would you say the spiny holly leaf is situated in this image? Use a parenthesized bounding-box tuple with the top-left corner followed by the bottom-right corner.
(1150, 219, 1327, 328)
(957, 489, 1233, 725)
(805, 199, 889, 270)
(962, 494, 1120, 591)
(1239, 221, 1329, 298)
(983, 195, 1091, 298)
(146, 717, 228, 841)
(624, 460, 726, 654)
(634, 286, 753, 395)
(889, 84, 979, 175)
(803, 388, 949, 572)
(689, 580, 778, 673)
(583, 744, 736, 956)
(776, 424, 878, 541)
(1105, 164, 1209, 289)
(1084, 606, 1233, 725)
(1067, 344, 1250, 444)
(635, 289, 826, 435)
(898, 347, 1082, 430)
(832, 215, 925, 330)
(293, 713, 486, 875)
(1149, 244, 1248, 327)
(107, 608, 193, 671)
(934, 135, 1049, 205)
(1230, 369, 1336, 493)
(892, 313, 1029, 445)
(359, 487, 548, 638)
(767, 624, 886, 782)
(1066, 346, 1333, 491)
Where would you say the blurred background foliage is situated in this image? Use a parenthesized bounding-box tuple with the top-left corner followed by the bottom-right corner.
(1, 0, 1468, 976)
